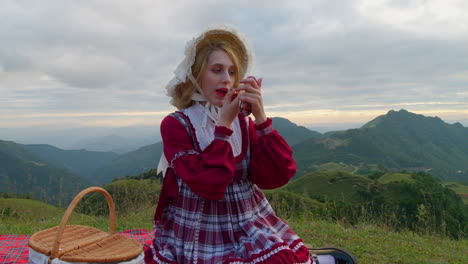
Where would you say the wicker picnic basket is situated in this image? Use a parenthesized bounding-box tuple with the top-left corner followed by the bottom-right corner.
(28, 187, 144, 264)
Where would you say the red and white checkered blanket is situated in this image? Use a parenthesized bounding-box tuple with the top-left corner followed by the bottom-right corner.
(0, 229, 154, 264)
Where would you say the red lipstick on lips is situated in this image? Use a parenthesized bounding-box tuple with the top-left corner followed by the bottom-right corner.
(216, 88, 229, 97)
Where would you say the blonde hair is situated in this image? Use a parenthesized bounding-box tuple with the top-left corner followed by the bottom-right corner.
(171, 40, 244, 110)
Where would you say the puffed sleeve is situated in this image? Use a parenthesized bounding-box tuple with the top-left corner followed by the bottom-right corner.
(161, 115, 236, 200)
(249, 118, 297, 189)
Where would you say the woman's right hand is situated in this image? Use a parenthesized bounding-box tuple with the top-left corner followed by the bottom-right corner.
(218, 88, 240, 128)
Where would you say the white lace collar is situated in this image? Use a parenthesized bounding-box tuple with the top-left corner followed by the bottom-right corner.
(157, 103, 246, 177)
(182, 103, 243, 156)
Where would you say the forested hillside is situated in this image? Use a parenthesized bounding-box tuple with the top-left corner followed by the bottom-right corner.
(92, 142, 163, 184)
(24, 144, 119, 183)
(286, 170, 467, 239)
(0, 140, 91, 204)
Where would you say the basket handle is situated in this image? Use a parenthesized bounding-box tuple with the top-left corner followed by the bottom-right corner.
(50, 187, 116, 261)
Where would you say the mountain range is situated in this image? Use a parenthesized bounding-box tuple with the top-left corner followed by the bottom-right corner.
(69, 134, 157, 154)
(293, 110, 468, 180)
(1, 109, 468, 203)
(24, 144, 119, 180)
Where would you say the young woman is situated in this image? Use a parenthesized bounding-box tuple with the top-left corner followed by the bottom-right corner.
(144, 27, 312, 264)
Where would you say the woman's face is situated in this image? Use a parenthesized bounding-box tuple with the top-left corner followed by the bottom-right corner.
(200, 49, 236, 107)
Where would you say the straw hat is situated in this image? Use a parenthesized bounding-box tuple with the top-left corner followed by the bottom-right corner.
(165, 26, 252, 100)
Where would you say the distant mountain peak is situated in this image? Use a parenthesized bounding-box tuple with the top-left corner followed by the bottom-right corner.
(271, 117, 322, 146)
(388, 109, 407, 114)
(385, 109, 420, 119)
(362, 109, 446, 129)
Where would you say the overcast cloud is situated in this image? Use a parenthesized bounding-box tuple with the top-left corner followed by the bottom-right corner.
(1, 0, 467, 142)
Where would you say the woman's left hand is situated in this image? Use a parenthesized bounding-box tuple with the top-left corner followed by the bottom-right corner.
(238, 76, 267, 124)
(219, 88, 241, 128)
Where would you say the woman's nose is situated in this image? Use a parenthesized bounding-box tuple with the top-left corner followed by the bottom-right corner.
(221, 71, 232, 83)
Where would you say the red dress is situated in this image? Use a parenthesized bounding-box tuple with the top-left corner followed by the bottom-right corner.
(145, 105, 311, 264)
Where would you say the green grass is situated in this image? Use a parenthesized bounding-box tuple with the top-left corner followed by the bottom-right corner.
(310, 163, 383, 176)
(290, 216, 468, 264)
(2, 198, 466, 264)
(263, 189, 324, 219)
(0, 198, 103, 234)
(0, 198, 154, 234)
(286, 170, 373, 203)
(312, 162, 358, 174)
(378, 172, 415, 184)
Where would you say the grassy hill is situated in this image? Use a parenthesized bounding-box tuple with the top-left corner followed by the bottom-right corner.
(0, 140, 91, 204)
(377, 172, 415, 184)
(263, 189, 324, 219)
(0, 198, 101, 234)
(77, 178, 161, 215)
(294, 162, 384, 178)
(311, 162, 359, 174)
(286, 170, 374, 203)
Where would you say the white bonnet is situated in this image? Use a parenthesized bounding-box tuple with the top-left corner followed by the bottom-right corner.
(165, 26, 253, 102)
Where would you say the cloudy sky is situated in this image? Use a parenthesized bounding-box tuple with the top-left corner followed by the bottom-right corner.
(1, 0, 467, 144)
